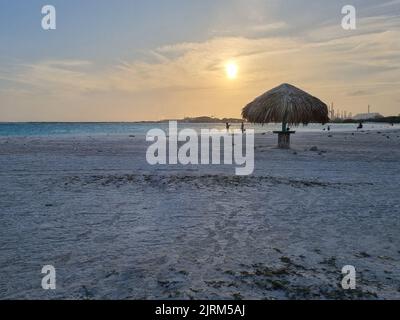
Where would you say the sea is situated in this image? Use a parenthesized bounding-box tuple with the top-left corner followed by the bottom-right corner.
(0, 122, 397, 137)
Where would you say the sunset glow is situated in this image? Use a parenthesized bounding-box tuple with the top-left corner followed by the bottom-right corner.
(0, 1, 399, 121)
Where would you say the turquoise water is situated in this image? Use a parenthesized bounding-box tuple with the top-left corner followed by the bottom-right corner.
(0, 122, 397, 137)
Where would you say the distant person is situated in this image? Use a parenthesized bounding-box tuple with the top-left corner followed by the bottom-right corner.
(328, 126, 331, 132)
(241, 122, 245, 133)
(357, 122, 363, 130)
(226, 122, 230, 132)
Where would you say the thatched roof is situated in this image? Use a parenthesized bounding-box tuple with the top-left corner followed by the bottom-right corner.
(242, 83, 329, 125)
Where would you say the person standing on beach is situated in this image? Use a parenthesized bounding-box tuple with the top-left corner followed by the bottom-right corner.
(226, 122, 231, 132)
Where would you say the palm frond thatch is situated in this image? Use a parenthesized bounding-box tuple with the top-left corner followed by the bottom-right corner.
(242, 83, 330, 125)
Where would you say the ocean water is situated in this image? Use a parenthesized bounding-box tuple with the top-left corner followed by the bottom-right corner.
(0, 122, 397, 137)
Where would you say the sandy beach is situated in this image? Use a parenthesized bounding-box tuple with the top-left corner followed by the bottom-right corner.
(1, 128, 400, 300)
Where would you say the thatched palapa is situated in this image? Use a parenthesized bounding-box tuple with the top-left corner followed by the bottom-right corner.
(242, 83, 330, 148)
(242, 83, 329, 126)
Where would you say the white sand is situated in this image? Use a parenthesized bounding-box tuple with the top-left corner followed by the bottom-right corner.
(0, 128, 400, 299)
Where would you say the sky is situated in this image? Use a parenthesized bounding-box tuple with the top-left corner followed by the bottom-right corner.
(0, 0, 399, 121)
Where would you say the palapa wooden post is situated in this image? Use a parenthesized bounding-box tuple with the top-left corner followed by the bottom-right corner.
(273, 129, 296, 149)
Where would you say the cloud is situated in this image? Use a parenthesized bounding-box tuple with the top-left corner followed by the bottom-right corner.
(1, 5, 400, 120)
(347, 90, 372, 97)
(210, 21, 290, 38)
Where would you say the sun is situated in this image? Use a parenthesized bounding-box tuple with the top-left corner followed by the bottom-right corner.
(225, 62, 238, 79)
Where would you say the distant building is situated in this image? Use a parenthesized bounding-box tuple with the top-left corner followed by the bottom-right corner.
(353, 113, 383, 120)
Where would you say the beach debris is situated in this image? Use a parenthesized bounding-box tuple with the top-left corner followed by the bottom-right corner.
(320, 256, 337, 267)
(355, 252, 371, 258)
(280, 256, 293, 264)
(309, 146, 319, 152)
(79, 285, 94, 299)
(235, 259, 378, 299)
(378, 255, 395, 261)
(62, 173, 363, 191)
(232, 293, 244, 300)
